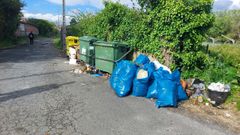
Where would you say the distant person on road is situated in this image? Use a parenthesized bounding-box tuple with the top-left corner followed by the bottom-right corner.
(28, 31, 34, 45)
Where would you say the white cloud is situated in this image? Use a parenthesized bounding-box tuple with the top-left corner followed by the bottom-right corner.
(229, 0, 240, 9)
(46, 0, 138, 9)
(23, 11, 71, 25)
(47, 0, 104, 8)
(214, 0, 240, 10)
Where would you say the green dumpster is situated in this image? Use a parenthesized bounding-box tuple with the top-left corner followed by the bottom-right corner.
(93, 41, 131, 74)
(79, 36, 97, 66)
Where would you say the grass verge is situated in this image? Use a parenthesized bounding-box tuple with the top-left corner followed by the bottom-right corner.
(210, 44, 240, 111)
(182, 44, 240, 111)
(0, 37, 28, 49)
(53, 37, 62, 50)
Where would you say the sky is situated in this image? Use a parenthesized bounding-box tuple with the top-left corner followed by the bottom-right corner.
(22, 0, 240, 25)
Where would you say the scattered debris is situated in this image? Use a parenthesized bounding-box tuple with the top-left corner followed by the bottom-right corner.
(208, 83, 231, 106)
(225, 112, 231, 118)
(72, 68, 83, 74)
(152, 60, 171, 73)
(137, 69, 148, 79)
(69, 47, 77, 65)
(181, 79, 187, 90)
(91, 74, 103, 77)
(197, 96, 204, 103)
(208, 82, 231, 92)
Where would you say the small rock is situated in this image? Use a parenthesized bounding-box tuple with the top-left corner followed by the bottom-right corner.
(225, 113, 231, 118)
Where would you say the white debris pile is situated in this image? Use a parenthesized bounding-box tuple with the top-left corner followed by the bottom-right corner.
(208, 82, 231, 92)
(137, 69, 148, 79)
(152, 60, 171, 73)
(69, 47, 77, 65)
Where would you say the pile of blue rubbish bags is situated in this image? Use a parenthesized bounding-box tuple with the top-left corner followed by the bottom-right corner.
(109, 54, 188, 108)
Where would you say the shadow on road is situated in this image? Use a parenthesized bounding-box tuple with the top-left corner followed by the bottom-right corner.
(0, 70, 72, 81)
(0, 81, 75, 103)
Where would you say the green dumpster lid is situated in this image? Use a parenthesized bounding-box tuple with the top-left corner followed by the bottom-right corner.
(79, 36, 98, 42)
(93, 41, 129, 47)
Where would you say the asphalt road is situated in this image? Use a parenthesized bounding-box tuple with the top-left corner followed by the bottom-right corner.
(0, 39, 235, 135)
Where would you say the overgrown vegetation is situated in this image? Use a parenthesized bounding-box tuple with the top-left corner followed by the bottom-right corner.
(53, 38, 62, 50)
(210, 45, 240, 110)
(27, 18, 58, 37)
(0, 0, 23, 40)
(181, 44, 240, 110)
(68, 0, 214, 71)
(0, 0, 23, 48)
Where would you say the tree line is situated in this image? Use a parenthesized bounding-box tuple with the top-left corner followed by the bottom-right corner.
(0, 0, 58, 42)
(27, 18, 58, 37)
(208, 10, 240, 41)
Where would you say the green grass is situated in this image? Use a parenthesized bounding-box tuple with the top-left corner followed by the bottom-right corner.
(209, 44, 240, 71)
(209, 44, 240, 110)
(237, 100, 240, 111)
(0, 37, 28, 49)
(53, 38, 62, 50)
(0, 39, 16, 49)
(183, 44, 240, 110)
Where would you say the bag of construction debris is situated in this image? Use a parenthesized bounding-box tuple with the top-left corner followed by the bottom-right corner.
(146, 68, 169, 99)
(134, 54, 150, 66)
(155, 68, 178, 108)
(132, 63, 155, 97)
(110, 60, 137, 97)
(69, 47, 76, 59)
(172, 70, 188, 101)
(146, 80, 158, 99)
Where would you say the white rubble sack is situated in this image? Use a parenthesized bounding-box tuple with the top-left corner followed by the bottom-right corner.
(69, 59, 77, 65)
(69, 47, 76, 59)
(152, 60, 171, 73)
(208, 82, 230, 92)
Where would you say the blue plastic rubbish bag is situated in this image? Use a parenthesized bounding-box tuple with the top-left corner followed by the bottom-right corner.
(110, 60, 137, 97)
(155, 78, 177, 108)
(132, 78, 149, 97)
(132, 63, 155, 97)
(154, 68, 178, 108)
(146, 68, 169, 99)
(172, 70, 188, 101)
(146, 80, 158, 99)
(134, 54, 150, 66)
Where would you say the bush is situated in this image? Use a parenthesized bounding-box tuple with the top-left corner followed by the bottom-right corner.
(68, 0, 214, 71)
(27, 18, 58, 37)
(67, 12, 96, 37)
(0, 0, 23, 40)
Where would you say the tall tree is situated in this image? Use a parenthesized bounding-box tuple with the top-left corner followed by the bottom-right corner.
(0, 0, 23, 40)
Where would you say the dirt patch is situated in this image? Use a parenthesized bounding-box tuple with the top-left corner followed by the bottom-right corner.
(168, 100, 240, 134)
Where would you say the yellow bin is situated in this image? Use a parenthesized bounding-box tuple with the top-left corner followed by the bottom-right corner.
(66, 36, 80, 56)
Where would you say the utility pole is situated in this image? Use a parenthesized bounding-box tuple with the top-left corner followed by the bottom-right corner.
(62, 0, 66, 51)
